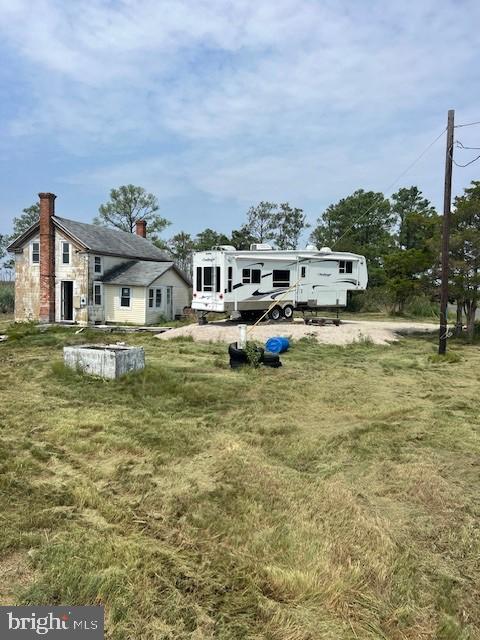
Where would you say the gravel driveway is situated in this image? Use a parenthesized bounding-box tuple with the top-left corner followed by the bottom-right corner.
(156, 319, 437, 346)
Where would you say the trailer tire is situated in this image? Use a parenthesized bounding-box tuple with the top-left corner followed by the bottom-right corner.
(262, 352, 282, 367)
(228, 342, 248, 362)
(268, 306, 282, 321)
(282, 305, 294, 320)
(228, 342, 264, 364)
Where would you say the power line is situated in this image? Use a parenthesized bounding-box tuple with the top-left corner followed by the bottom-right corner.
(453, 153, 480, 168)
(332, 126, 446, 248)
(455, 141, 480, 150)
(452, 140, 480, 167)
(455, 120, 480, 128)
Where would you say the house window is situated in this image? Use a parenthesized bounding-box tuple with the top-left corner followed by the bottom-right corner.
(339, 260, 353, 274)
(94, 256, 102, 274)
(62, 242, 70, 264)
(242, 268, 261, 284)
(94, 283, 102, 306)
(301, 266, 306, 278)
(148, 288, 154, 308)
(227, 266, 233, 293)
(203, 267, 213, 291)
(272, 270, 290, 287)
(155, 289, 162, 308)
(120, 287, 131, 307)
(216, 266, 221, 293)
(166, 287, 172, 305)
(32, 241, 40, 264)
(196, 267, 202, 292)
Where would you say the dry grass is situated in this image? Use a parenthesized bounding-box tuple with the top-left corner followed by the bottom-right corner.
(0, 324, 479, 639)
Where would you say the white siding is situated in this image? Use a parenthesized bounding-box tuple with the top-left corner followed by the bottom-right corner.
(87, 254, 131, 324)
(146, 269, 191, 322)
(104, 285, 147, 324)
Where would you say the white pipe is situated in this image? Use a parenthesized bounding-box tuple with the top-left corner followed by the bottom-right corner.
(238, 324, 247, 349)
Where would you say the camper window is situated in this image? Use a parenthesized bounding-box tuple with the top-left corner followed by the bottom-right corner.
(216, 266, 221, 293)
(196, 267, 202, 291)
(203, 267, 213, 291)
(227, 266, 233, 292)
(273, 270, 290, 287)
(301, 266, 306, 278)
(339, 261, 353, 274)
(242, 268, 261, 284)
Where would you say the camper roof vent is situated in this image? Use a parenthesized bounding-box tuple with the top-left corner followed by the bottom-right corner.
(213, 245, 236, 251)
(250, 243, 272, 251)
(320, 246, 332, 253)
(305, 244, 318, 251)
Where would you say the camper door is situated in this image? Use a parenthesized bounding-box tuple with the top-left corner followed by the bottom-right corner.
(193, 253, 225, 312)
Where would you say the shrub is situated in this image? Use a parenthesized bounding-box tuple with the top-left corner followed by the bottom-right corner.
(355, 287, 395, 314)
(404, 295, 439, 319)
(0, 285, 14, 313)
(245, 342, 263, 368)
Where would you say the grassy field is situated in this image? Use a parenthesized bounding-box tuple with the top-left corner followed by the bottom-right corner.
(0, 324, 479, 639)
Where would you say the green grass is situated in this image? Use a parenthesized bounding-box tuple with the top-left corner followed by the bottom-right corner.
(0, 325, 479, 639)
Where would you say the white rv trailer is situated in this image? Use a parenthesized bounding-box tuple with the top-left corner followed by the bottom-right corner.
(191, 244, 368, 320)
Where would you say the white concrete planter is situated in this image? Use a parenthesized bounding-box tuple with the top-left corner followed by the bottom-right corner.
(63, 344, 145, 379)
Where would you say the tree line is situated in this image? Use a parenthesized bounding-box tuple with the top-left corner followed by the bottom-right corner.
(1, 181, 479, 339)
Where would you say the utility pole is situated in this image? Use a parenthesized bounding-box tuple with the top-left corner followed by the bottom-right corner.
(438, 109, 455, 355)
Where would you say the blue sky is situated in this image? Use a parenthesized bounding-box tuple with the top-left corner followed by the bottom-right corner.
(1, 0, 480, 242)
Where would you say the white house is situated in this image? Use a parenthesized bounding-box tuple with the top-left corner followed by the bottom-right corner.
(8, 192, 191, 325)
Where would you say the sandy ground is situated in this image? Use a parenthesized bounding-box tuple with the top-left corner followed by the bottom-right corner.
(155, 319, 437, 346)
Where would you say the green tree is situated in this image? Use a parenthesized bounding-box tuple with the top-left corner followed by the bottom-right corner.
(272, 203, 309, 249)
(0, 235, 6, 262)
(383, 187, 439, 312)
(391, 186, 438, 249)
(310, 189, 394, 286)
(246, 201, 277, 243)
(384, 249, 433, 314)
(11, 203, 40, 238)
(230, 225, 256, 250)
(2, 203, 40, 271)
(449, 181, 480, 341)
(167, 232, 195, 275)
(94, 185, 170, 239)
(194, 228, 230, 251)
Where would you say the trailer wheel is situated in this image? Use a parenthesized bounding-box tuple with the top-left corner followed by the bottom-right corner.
(268, 306, 282, 321)
(262, 352, 282, 368)
(228, 342, 264, 364)
(282, 305, 294, 320)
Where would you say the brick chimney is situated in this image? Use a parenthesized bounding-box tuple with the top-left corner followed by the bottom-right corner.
(38, 192, 56, 323)
(135, 220, 147, 238)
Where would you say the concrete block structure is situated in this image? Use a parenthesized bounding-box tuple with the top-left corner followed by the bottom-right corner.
(63, 344, 145, 379)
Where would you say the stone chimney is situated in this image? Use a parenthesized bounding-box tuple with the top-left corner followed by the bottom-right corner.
(38, 192, 56, 323)
(135, 220, 147, 238)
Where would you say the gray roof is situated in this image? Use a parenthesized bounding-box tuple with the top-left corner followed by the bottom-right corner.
(101, 260, 191, 287)
(53, 217, 170, 261)
(8, 215, 170, 262)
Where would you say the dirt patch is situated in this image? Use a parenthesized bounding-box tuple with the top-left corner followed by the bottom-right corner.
(0, 551, 34, 604)
(156, 320, 437, 346)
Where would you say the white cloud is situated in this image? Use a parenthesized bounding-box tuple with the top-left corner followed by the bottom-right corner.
(1, 0, 479, 221)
